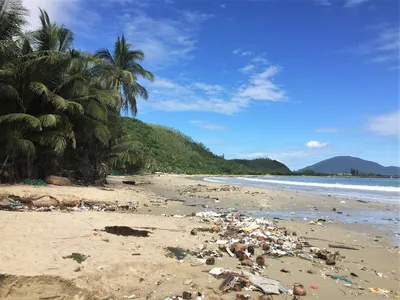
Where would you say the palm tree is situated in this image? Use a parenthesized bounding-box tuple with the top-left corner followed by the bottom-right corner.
(95, 35, 154, 116)
(33, 9, 73, 52)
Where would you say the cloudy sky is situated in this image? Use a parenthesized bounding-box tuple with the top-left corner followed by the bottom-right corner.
(22, 0, 399, 170)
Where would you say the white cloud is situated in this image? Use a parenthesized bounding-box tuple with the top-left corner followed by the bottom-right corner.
(345, 25, 400, 67)
(315, 128, 339, 133)
(305, 141, 329, 148)
(144, 54, 287, 114)
(233, 48, 252, 56)
(189, 120, 228, 131)
(191, 82, 224, 95)
(367, 111, 400, 138)
(344, 0, 370, 8)
(236, 65, 286, 102)
(182, 11, 214, 24)
(315, 0, 331, 6)
(239, 64, 256, 73)
(22, 0, 80, 30)
(220, 4, 226, 8)
(123, 9, 210, 68)
(251, 56, 269, 66)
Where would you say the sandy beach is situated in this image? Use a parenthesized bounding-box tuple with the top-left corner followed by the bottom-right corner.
(0, 174, 399, 300)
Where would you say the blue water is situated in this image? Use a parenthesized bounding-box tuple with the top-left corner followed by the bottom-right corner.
(203, 176, 400, 204)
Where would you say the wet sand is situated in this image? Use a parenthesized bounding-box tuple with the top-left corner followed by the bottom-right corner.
(0, 174, 399, 299)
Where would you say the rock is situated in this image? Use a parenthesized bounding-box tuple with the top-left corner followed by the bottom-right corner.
(277, 239, 284, 245)
(256, 255, 266, 266)
(215, 219, 222, 225)
(190, 228, 198, 236)
(206, 257, 215, 265)
(262, 243, 270, 251)
(241, 258, 253, 267)
(212, 225, 221, 233)
(32, 196, 59, 207)
(295, 242, 303, 250)
(45, 175, 71, 186)
(258, 296, 273, 300)
(184, 279, 193, 285)
(73, 266, 81, 272)
(218, 244, 226, 251)
(280, 268, 290, 273)
(182, 291, 192, 299)
(307, 269, 315, 274)
(0, 198, 11, 208)
(198, 244, 206, 251)
(233, 284, 242, 291)
(293, 283, 306, 296)
(325, 253, 336, 265)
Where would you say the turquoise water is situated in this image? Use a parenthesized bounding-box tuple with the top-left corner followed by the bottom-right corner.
(203, 176, 400, 203)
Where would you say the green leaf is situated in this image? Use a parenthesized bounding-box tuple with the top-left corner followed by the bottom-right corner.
(38, 114, 61, 128)
(0, 113, 42, 131)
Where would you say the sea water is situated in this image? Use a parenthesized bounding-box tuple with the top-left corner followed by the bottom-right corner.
(203, 176, 400, 204)
(201, 176, 400, 245)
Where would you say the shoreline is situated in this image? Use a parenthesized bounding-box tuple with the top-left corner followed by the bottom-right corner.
(0, 174, 399, 299)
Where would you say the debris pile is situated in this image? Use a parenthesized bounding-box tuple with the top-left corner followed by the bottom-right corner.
(175, 211, 400, 298)
(0, 195, 137, 212)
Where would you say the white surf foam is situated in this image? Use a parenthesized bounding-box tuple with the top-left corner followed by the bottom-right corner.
(236, 177, 400, 193)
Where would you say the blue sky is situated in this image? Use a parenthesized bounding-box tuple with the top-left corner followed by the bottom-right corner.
(23, 0, 399, 170)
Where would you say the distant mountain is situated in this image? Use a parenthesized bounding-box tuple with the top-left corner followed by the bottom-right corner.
(299, 156, 400, 176)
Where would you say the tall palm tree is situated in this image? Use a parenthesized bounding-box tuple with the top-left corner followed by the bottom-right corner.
(33, 9, 73, 52)
(95, 35, 154, 116)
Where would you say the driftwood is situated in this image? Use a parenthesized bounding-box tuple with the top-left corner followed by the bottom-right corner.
(329, 244, 359, 251)
(122, 180, 135, 185)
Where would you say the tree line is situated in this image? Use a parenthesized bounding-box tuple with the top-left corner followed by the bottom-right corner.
(0, 1, 153, 183)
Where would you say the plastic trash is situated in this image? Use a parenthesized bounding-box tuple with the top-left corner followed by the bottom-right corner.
(331, 275, 353, 285)
(369, 288, 390, 295)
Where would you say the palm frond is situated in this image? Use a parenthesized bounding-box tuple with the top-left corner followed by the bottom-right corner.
(37, 131, 67, 154)
(0, 113, 42, 130)
(94, 49, 114, 64)
(38, 114, 61, 128)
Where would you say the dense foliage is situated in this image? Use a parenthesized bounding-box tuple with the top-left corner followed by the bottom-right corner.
(0, 2, 153, 183)
(115, 118, 291, 175)
(0, 1, 291, 182)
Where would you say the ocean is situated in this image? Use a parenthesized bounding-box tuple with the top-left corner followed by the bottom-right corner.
(203, 176, 400, 204)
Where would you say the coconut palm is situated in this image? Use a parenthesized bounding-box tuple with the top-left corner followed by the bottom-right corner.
(0, 5, 153, 182)
(95, 35, 154, 116)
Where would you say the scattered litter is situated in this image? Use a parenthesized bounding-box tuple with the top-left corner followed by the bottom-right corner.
(375, 271, 384, 278)
(103, 226, 151, 237)
(195, 211, 221, 218)
(166, 247, 187, 260)
(331, 275, 354, 285)
(369, 288, 390, 296)
(310, 285, 318, 290)
(23, 179, 47, 186)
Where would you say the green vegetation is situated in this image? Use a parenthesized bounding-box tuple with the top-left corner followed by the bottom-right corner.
(115, 117, 291, 175)
(0, 1, 291, 182)
(0, 2, 152, 183)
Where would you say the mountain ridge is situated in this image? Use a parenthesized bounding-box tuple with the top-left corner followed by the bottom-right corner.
(299, 156, 400, 176)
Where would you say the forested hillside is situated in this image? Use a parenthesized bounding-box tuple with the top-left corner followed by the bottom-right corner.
(117, 117, 291, 175)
